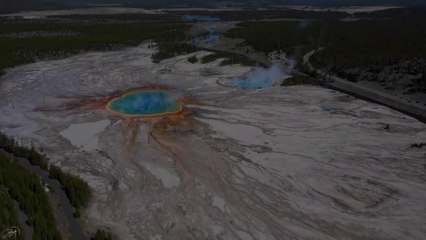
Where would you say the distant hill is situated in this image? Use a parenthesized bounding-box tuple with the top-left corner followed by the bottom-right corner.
(275, 0, 426, 6)
(88, 0, 426, 7)
(1, 0, 425, 14)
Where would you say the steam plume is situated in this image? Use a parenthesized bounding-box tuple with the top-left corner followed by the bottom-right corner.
(225, 63, 292, 90)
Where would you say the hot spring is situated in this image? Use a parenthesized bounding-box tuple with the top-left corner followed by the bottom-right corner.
(106, 90, 183, 117)
(183, 15, 221, 22)
(222, 64, 289, 90)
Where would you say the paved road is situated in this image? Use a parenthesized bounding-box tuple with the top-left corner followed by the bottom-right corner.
(303, 48, 426, 122)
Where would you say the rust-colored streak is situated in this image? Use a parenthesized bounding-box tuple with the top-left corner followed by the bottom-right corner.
(35, 85, 195, 153)
(36, 84, 193, 121)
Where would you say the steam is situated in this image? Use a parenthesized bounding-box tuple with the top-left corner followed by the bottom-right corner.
(225, 63, 293, 90)
(183, 15, 221, 22)
(111, 91, 181, 115)
(298, 20, 310, 29)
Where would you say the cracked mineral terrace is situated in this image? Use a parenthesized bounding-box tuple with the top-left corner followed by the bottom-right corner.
(0, 44, 425, 240)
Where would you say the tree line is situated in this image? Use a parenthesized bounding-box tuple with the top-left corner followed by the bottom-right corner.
(0, 16, 193, 75)
(0, 188, 25, 240)
(0, 151, 61, 239)
(226, 19, 426, 91)
(227, 19, 426, 66)
(0, 132, 91, 217)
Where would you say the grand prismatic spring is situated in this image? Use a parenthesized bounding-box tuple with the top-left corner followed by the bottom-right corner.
(106, 90, 184, 117)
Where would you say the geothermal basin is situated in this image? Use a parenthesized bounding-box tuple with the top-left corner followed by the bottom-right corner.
(106, 90, 183, 117)
(0, 45, 425, 240)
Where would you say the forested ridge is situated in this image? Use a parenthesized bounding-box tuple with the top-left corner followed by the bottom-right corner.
(226, 18, 426, 92)
(0, 15, 194, 75)
(49, 165, 91, 217)
(178, 9, 348, 21)
(0, 132, 92, 217)
(0, 151, 61, 240)
(0, 188, 25, 240)
(197, 52, 255, 66)
(227, 19, 426, 64)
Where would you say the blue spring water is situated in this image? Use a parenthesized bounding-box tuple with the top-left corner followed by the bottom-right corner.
(224, 65, 286, 90)
(191, 23, 220, 47)
(204, 24, 220, 45)
(183, 15, 221, 22)
(109, 91, 182, 116)
(184, 15, 221, 46)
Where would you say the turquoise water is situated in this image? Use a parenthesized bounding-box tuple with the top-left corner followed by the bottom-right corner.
(224, 65, 285, 90)
(183, 15, 221, 22)
(184, 15, 221, 47)
(190, 23, 220, 47)
(109, 91, 181, 116)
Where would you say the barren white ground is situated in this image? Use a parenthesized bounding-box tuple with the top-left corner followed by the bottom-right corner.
(0, 44, 425, 240)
